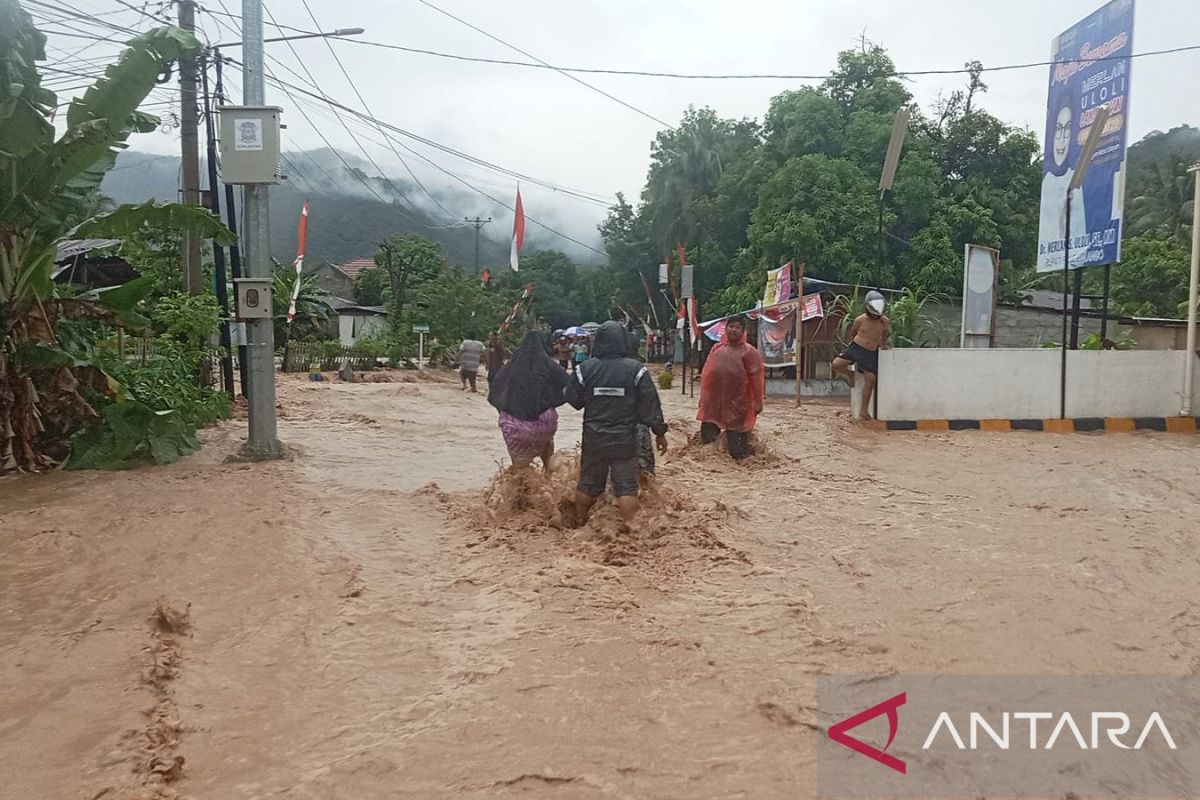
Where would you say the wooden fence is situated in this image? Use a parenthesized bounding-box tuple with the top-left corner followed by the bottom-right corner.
(282, 342, 379, 373)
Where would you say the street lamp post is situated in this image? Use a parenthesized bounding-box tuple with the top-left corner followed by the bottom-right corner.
(1058, 106, 1109, 419)
(1182, 164, 1200, 415)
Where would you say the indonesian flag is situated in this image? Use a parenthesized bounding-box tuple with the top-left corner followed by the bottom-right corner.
(286, 200, 310, 323)
(510, 189, 525, 272)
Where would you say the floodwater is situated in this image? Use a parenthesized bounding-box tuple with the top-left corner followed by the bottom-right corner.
(2, 369, 1199, 798)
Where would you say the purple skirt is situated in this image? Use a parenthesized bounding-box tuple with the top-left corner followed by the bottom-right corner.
(498, 407, 558, 465)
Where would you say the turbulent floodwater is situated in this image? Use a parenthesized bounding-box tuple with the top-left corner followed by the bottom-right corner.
(2, 369, 1199, 798)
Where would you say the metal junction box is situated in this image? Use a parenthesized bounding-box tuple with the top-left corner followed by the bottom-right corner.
(235, 278, 273, 319)
(218, 105, 283, 184)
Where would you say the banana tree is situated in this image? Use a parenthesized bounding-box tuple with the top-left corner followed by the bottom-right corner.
(1, 2, 231, 473)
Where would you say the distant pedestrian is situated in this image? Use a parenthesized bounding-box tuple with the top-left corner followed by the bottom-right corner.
(696, 315, 764, 460)
(488, 330, 567, 472)
(566, 321, 668, 529)
(458, 337, 484, 393)
(552, 330, 571, 370)
(571, 335, 590, 371)
(485, 331, 507, 381)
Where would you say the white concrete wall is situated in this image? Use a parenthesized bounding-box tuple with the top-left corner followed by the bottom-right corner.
(766, 378, 850, 398)
(338, 314, 385, 347)
(873, 348, 1200, 420)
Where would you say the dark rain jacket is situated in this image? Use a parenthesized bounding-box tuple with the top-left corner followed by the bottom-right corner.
(566, 322, 668, 459)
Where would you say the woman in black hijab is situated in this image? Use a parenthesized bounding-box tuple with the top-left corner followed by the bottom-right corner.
(487, 330, 568, 471)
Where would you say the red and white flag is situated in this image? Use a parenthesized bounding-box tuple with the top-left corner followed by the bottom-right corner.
(286, 200, 310, 323)
(510, 189, 525, 272)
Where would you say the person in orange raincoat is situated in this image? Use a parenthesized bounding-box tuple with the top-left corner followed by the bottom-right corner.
(696, 315, 764, 460)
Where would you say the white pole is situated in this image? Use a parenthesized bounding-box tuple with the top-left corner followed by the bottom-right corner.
(1183, 164, 1200, 415)
(419, 332, 425, 369)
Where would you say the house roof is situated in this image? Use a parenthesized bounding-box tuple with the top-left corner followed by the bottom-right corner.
(337, 257, 376, 279)
(337, 304, 388, 316)
(55, 239, 121, 263)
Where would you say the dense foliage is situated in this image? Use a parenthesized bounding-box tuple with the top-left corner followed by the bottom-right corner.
(1, 2, 234, 474)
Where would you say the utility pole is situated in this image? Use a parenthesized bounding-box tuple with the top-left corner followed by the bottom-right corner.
(200, 52, 235, 398)
(241, 0, 281, 458)
(464, 216, 491, 272)
(178, 0, 203, 295)
(214, 52, 250, 396)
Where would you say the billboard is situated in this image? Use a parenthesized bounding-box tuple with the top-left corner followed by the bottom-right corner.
(961, 244, 999, 348)
(1036, 0, 1134, 273)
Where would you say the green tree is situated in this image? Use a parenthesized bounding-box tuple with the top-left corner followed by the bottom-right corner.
(1125, 126, 1200, 241)
(408, 264, 508, 346)
(375, 233, 442, 336)
(353, 266, 389, 306)
(1107, 231, 1192, 317)
(748, 154, 882, 285)
(511, 250, 581, 330)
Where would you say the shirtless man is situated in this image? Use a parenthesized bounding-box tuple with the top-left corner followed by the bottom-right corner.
(832, 290, 890, 419)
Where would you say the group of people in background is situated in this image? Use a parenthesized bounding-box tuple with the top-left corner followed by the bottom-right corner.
(469, 289, 890, 528)
(552, 330, 592, 373)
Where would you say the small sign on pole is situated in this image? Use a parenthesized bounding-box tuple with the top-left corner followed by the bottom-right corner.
(681, 265, 694, 299)
(413, 324, 430, 367)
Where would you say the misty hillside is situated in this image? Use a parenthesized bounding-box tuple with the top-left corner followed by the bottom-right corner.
(101, 149, 605, 269)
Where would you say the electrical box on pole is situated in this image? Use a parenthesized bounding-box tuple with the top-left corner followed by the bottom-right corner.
(218, 105, 283, 184)
(234, 278, 273, 319)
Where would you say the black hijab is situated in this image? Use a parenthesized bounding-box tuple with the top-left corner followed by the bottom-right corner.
(487, 330, 567, 420)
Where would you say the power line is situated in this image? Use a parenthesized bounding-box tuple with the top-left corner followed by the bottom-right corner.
(109, 0, 172, 24)
(232, 62, 606, 257)
(24, 0, 139, 35)
(297, 0, 460, 223)
(283, 87, 604, 256)
(323, 38, 1200, 82)
(237, 59, 613, 206)
(256, 2, 461, 230)
(414, 0, 675, 129)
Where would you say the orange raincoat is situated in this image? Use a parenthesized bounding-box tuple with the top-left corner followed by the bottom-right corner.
(696, 340, 765, 433)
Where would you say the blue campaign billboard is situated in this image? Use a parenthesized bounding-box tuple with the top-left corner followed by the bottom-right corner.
(1036, 0, 1134, 273)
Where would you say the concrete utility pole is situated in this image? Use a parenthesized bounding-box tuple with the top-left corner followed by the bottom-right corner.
(178, 0, 203, 294)
(241, 0, 282, 458)
(1183, 164, 1200, 415)
(465, 216, 492, 272)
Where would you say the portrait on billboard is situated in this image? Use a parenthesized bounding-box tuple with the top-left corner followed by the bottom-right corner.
(1036, 0, 1134, 273)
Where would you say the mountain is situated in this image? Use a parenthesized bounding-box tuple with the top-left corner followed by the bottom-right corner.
(101, 148, 604, 269)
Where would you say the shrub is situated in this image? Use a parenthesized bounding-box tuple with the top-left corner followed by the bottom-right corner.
(657, 370, 674, 390)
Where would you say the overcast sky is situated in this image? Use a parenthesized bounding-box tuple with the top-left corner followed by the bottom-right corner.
(44, 0, 1200, 250)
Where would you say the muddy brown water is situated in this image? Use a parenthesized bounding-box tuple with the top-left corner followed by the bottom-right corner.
(2, 370, 1199, 798)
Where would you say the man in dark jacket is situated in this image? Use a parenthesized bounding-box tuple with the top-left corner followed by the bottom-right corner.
(566, 321, 669, 526)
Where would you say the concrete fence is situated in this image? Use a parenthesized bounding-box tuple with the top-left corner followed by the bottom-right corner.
(865, 349, 1200, 420)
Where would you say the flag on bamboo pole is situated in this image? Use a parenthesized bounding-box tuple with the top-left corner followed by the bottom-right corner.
(501, 282, 535, 331)
(286, 200, 310, 323)
(509, 189, 525, 272)
(639, 272, 661, 329)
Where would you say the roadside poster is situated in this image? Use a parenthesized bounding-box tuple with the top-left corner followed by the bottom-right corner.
(1036, 0, 1134, 272)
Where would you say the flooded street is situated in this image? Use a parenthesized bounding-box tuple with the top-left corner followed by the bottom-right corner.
(2, 370, 1199, 799)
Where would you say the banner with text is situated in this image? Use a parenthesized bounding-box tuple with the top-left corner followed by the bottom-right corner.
(1036, 0, 1134, 273)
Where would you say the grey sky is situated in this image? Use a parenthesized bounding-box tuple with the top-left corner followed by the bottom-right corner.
(43, 0, 1200, 252)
